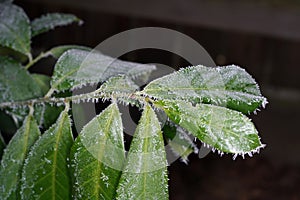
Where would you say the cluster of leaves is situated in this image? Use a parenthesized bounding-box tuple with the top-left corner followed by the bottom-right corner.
(0, 1, 267, 199)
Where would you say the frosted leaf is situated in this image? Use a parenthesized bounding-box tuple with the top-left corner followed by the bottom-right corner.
(48, 45, 91, 59)
(0, 57, 43, 126)
(0, 57, 42, 103)
(0, 3, 31, 57)
(98, 75, 140, 104)
(143, 65, 267, 114)
(99, 75, 139, 95)
(50, 49, 156, 93)
(31, 13, 82, 37)
(116, 105, 168, 200)
(70, 103, 125, 199)
(0, 114, 40, 200)
(156, 100, 265, 155)
(20, 109, 73, 199)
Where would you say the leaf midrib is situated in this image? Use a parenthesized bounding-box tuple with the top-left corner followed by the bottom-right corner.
(144, 86, 261, 98)
(51, 112, 67, 199)
(93, 105, 116, 199)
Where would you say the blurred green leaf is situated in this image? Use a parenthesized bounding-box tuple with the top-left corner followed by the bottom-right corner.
(0, 46, 27, 62)
(70, 103, 125, 199)
(0, 3, 31, 58)
(0, 132, 5, 159)
(20, 108, 73, 199)
(116, 105, 169, 200)
(32, 74, 51, 95)
(163, 121, 197, 164)
(31, 73, 63, 128)
(156, 100, 265, 157)
(31, 13, 82, 37)
(143, 65, 267, 113)
(0, 114, 40, 200)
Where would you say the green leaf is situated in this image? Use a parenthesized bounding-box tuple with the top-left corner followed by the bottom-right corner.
(0, 113, 40, 200)
(32, 74, 51, 95)
(70, 103, 125, 199)
(50, 49, 156, 93)
(20, 107, 73, 199)
(0, 3, 31, 58)
(156, 100, 265, 158)
(0, 45, 28, 62)
(0, 56, 43, 126)
(116, 105, 169, 200)
(48, 45, 91, 59)
(32, 103, 64, 129)
(163, 121, 197, 164)
(0, 132, 6, 159)
(31, 13, 82, 37)
(99, 75, 139, 95)
(0, 56, 42, 103)
(31, 73, 63, 128)
(98, 75, 140, 106)
(143, 65, 267, 113)
(0, 132, 4, 155)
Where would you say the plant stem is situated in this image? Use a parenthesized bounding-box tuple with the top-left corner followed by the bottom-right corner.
(0, 90, 143, 109)
(24, 51, 51, 70)
(44, 88, 55, 98)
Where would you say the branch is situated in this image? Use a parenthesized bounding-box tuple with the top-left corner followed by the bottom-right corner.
(0, 90, 142, 109)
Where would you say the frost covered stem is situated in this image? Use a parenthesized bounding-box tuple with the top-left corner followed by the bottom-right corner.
(25, 51, 51, 70)
(0, 90, 143, 109)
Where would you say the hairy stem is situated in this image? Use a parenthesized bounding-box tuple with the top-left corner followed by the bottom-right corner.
(0, 90, 142, 109)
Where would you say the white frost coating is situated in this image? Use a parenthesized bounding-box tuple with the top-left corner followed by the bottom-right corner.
(143, 64, 268, 114)
(50, 49, 156, 92)
(232, 143, 266, 160)
(116, 105, 168, 199)
(160, 100, 266, 159)
(78, 103, 125, 171)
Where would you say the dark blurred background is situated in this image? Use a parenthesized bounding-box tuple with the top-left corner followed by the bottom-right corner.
(15, 0, 300, 199)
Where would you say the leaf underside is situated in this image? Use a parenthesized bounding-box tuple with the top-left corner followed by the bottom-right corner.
(143, 65, 267, 113)
(0, 114, 40, 200)
(20, 109, 73, 199)
(156, 100, 265, 156)
(71, 103, 125, 199)
(116, 105, 169, 200)
(163, 121, 197, 163)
